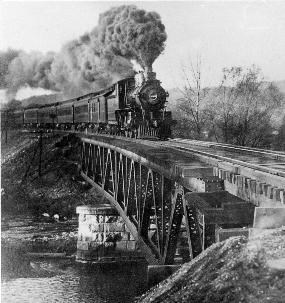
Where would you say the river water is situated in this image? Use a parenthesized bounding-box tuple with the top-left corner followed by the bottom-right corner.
(1, 216, 147, 303)
(1, 258, 147, 303)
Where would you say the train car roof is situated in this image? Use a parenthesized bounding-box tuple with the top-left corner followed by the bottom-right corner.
(3, 77, 135, 112)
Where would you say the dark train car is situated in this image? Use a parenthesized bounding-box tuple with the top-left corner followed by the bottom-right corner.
(38, 105, 57, 126)
(24, 107, 38, 125)
(87, 84, 118, 130)
(74, 98, 89, 124)
(106, 94, 119, 123)
(57, 100, 74, 126)
(98, 95, 107, 123)
(14, 109, 24, 126)
(89, 96, 99, 124)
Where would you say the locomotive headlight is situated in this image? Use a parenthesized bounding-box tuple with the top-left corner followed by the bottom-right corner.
(149, 91, 158, 104)
(150, 92, 158, 103)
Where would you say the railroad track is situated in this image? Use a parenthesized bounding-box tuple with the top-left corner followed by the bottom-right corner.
(168, 138, 285, 178)
(137, 137, 284, 204)
(132, 137, 285, 177)
(125, 136, 285, 194)
(172, 138, 285, 161)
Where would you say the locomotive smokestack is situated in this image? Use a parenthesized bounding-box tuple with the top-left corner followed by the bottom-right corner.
(144, 65, 156, 81)
(145, 66, 152, 73)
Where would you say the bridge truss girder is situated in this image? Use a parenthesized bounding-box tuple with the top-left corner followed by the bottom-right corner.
(80, 137, 208, 264)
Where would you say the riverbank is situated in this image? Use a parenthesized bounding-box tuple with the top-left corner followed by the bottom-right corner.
(137, 228, 285, 303)
(1, 131, 106, 279)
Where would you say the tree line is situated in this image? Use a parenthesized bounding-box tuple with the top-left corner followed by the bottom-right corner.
(168, 62, 285, 151)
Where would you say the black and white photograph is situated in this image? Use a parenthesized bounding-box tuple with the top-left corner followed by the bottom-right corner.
(1, 1, 285, 302)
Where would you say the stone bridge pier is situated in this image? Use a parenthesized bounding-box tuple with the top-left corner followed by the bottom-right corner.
(76, 204, 141, 263)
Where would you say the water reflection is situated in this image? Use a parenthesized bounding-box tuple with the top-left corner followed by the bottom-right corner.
(2, 258, 147, 303)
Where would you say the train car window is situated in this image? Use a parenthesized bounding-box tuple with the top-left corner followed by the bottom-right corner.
(58, 107, 72, 116)
(74, 104, 88, 114)
(26, 110, 37, 118)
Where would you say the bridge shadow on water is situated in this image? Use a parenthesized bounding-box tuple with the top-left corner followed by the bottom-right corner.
(2, 250, 147, 303)
(75, 262, 148, 302)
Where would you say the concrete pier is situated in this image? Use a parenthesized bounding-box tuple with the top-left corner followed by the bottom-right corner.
(76, 204, 140, 263)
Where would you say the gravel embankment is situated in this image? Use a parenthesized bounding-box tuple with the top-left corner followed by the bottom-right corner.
(138, 228, 285, 303)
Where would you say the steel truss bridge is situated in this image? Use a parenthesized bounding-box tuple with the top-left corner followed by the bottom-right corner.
(78, 133, 285, 265)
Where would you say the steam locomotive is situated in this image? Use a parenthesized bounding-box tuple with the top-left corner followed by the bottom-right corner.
(2, 70, 173, 139)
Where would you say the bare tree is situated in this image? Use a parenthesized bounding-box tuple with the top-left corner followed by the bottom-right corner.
(175, 55, 209, 139)
(205, 67, 241, 142)
(207, 65, 282, 147)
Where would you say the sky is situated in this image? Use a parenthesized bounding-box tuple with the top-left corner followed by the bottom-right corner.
(1, 0, 285, 100)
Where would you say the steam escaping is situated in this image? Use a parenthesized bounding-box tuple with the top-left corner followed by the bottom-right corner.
(0, 5, 167, 99)
(131, 60, 144, 73)
(0, 49, 58, 100)
(49, 38, 134, 98)
(16, 86, 56, 101)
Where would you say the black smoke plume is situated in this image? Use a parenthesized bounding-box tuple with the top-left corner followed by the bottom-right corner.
(96, 5, 167, 69)
(0, 5, 167, 99)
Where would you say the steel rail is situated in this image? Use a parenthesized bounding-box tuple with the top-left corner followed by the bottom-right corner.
(172, 138, 285, 161)
(160, 142, 285, 179)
